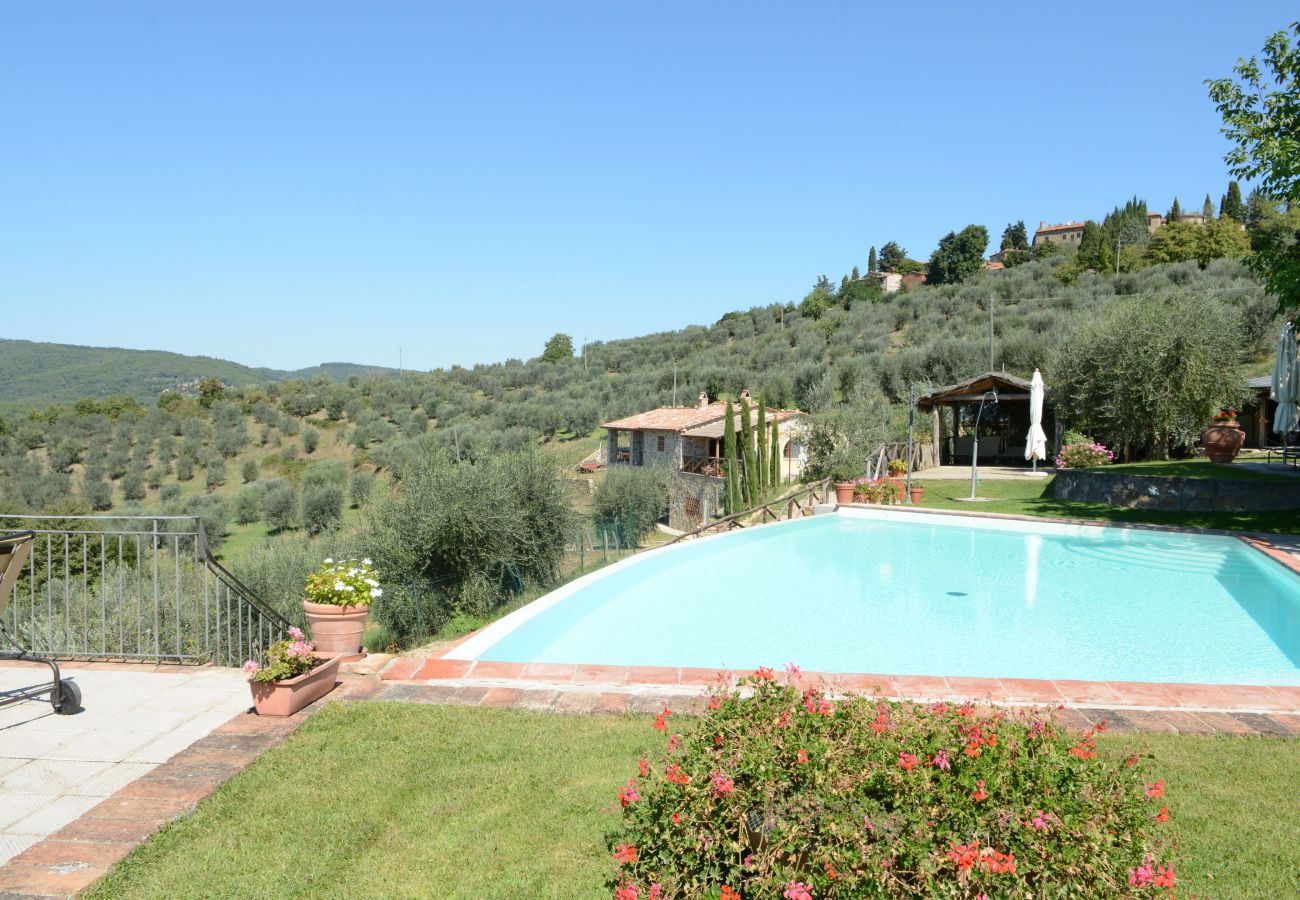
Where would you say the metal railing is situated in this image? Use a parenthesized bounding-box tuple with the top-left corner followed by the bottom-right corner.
(0, 514, 291, 667)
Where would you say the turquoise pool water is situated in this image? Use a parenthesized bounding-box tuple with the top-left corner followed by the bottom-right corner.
(456, 511, 1300, 685)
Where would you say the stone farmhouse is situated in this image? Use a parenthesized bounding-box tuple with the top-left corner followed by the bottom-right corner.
(602, 391, 807, 528)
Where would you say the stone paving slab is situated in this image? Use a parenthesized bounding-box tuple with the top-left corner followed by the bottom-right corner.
(0, 668, 371, 898)
(0, 663, 250, 875)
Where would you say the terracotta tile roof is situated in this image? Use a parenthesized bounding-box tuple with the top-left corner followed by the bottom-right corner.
(1035, 221, 1085, 234)
(681, 408, 806, 439)
(603, 403, 806, 434)
(602, 403, 732, 432)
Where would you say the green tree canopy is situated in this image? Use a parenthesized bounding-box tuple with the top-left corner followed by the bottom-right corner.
(928, 225, 989, 285)
(1220, 180, 1245, 221)
(1168, 197, 1183, 222)
(867, 245, 878, 273)
(1054, 293, 1249, 458)
(878, 241, 908, 273)
(1144, 221, 1202, 266)
(541, 333, 575, 363)
(1208, 20, 1300, 318)
(1000, 221, 1029, 251)
(197, 377, 225, 409)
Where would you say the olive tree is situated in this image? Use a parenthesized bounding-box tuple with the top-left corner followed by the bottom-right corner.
(1052, 293, 1250, 458)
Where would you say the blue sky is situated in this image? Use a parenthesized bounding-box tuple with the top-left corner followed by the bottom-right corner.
(1, 2, 1293, 371)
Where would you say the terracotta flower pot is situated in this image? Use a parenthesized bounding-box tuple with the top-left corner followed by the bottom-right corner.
(1201, 423, 1245, 464)
(249, 653, 341, 717)
(303, 600, 371, 655)
(834, 482, 856, 505)
(909, 486, 925, 504)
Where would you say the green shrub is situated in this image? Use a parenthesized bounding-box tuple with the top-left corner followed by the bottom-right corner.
(349, 468, 376, 508)
(611, 670, 1176, 898)
(159, 483, 182, 503)
(362, 622, 399, 653)
(592, 465, 670, 547)
(302, 483, 345, 535)
(358, 447, 574, 644)
(303, 427, 320, 454)
(261, 480, 298, 532)
(242, 459, 259, 483)
(1055, 442, 1115, 469)
(233, 487, 263, 525)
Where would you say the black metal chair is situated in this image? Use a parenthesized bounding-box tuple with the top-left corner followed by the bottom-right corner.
(0, 531, 81, 714)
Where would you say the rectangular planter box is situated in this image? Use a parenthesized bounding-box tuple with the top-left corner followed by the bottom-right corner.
(249, 653, 342, 717)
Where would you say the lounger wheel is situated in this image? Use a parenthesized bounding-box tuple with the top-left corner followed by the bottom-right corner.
(52, 680, 81, 715)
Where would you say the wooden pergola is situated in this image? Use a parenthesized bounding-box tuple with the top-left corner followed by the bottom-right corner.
(917, 371, 1055, 466)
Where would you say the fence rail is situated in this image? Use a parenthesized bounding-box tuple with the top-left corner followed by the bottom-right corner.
(0, 514, 290, 667)
(667, 478, 834, 544)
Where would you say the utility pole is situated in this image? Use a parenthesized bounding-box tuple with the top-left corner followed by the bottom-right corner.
(987, 296, 995, 371)
(582, 335, 588, 371)
(398, 347, 402, 375)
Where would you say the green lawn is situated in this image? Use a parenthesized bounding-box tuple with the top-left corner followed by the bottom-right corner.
(1104, 457, 1297, 482)
(915, 476, 1300, 534)
(87, 703, 1299, 899)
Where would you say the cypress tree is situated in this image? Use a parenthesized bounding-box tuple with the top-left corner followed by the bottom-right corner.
(769, 416, 781, 486)
(755, 396, 768, 495)
(1221, 180, 1245, 221)
(722, 400, 738, 515)
(850, 265, 860, 281)
(739, 396, 758, 506)
(868, 245, 878, 273)
(1168, 197, 1182, 222)
(1202, 194, 1214, 219)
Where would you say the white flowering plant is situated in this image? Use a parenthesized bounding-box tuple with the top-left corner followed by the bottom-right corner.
(304, 558, 382, 607)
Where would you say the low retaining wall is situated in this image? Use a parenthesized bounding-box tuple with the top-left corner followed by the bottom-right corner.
(1051, 469, 1300, 512)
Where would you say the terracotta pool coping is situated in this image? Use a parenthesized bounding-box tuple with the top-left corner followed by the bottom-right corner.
(379, 657, 1300, 715)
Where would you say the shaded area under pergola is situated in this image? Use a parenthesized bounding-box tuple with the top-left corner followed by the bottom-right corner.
(917, 371, 1057, 467)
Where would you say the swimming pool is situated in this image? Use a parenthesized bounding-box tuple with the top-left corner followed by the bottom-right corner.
(449, 509, 1300, 686)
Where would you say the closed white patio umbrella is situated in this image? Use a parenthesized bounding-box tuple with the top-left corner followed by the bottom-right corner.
(1272, 322, 1299, 439)
(1025, 368, 1048, 472)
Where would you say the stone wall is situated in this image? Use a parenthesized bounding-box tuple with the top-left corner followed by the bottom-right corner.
(1051, 469, 1300, 512)
(640, 429, 683, 469)
(669, 472, 724, 530)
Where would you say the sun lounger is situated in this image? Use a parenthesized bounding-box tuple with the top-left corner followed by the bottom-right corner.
(0, 531, 81, 714)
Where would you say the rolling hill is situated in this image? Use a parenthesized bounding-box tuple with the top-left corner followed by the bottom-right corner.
(0, 339, 400, 407)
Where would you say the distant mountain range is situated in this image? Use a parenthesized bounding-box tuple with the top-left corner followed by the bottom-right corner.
(0, 339, 401, 407)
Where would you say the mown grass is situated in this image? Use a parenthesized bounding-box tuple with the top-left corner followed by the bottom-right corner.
(915, 476, 1300, 535)
(1104, 457, 1297, 482)
(87, 703, 1299, 899)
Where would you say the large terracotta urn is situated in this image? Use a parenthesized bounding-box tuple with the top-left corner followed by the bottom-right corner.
(834, 482, 856, 505)
(302, 601, 370, 656)
(1201, 422, 1245, 463)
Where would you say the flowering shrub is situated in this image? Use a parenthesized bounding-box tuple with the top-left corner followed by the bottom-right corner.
(1211, 407, 1238, 424)
(852, 478, 903, 505)
(887, 459, 907, 476)
(304, 558, 382, 607)
(242, 626, 317, 684)
(609, 669, 1175, 898)
(1054, 442, 1115, 469)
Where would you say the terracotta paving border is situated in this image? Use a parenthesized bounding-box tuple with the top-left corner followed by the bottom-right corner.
(380, 656, 1300, 716)
(364, 676, 1300, 737)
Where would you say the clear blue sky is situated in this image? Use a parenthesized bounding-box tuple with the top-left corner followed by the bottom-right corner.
(1, 2, 1293, 371)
